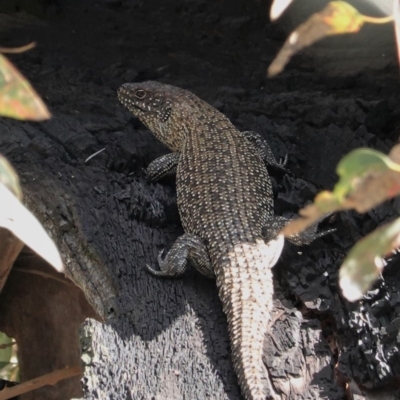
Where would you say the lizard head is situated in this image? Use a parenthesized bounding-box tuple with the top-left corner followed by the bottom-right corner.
(117, 81, 193, 151)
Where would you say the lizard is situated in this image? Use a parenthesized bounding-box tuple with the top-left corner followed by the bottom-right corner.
(117, 81, 331, 400)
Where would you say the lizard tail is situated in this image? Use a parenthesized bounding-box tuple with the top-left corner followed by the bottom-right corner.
(216, 239, 283, 400)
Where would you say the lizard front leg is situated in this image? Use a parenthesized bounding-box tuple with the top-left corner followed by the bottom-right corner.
(146, 233, 214, 278)
(262, 215, 335, 246)
(241, 130, 287, 169)
(146, 152, 180, 182)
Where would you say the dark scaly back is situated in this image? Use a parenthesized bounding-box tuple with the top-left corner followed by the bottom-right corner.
(118, 81, 283, 400)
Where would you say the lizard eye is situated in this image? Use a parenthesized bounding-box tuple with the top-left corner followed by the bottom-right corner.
(135, 89, 146, 99)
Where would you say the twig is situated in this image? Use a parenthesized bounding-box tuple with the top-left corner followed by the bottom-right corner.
(0, 366, 81, 400)
(0, 42, 36, 54)
(85, 148, 106, 163)
(0, 342, 16, 350)
(362, 15, 394, 24)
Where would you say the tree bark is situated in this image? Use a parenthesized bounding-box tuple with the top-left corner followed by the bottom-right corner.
(0, 1, 399, 399)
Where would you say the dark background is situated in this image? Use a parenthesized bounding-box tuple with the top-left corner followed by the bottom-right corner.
(0, 0, 399, 399)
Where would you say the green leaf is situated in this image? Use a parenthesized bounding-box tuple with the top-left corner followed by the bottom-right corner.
(334, 148, 400, 199)
(0, 333, 13, 364)
(282, 145, 400, 238)
(339, 218, 400, 301)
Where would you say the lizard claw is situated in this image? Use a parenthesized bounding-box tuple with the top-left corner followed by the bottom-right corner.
(314, 227, 336, 240)
(145, 263, 160, 275)
(145, 261, 170, 277)
(143, 167, 155, 183)
(279, 154, 288, 168)
(157, 249, 167, 267)
(145, 249, 167, 276)
(148, 249, 170, 275)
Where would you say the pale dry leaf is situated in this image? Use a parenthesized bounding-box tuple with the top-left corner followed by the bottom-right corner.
(389, 143, 400, 163)
(270, 0, 293, 21)
(0, 183, 63, 272)
(394, 0, 400, 65)
(339, 218, 400, 301)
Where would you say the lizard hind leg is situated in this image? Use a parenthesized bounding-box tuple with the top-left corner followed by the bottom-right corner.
(262, 215, 335, 246)
(146, 233, 214, 278)
(241, 130, 287, 170)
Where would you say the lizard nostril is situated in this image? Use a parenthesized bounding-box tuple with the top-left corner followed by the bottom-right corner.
(117, 84, 130, 95)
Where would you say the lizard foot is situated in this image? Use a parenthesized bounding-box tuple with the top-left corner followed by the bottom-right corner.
(145, 249, 177, 277)
(145, 233, 212, 278)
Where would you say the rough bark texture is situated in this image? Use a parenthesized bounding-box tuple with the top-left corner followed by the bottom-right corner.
(0, 0, 399, 399)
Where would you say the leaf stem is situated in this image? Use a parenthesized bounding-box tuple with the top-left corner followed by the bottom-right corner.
(0, 42, 36, 54)
(362, 15, 394, 24)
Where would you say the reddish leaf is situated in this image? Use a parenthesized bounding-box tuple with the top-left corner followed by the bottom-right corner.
(0, 54, 50, 121)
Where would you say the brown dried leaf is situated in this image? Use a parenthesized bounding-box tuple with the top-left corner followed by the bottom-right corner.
(268, 1, 366, 77)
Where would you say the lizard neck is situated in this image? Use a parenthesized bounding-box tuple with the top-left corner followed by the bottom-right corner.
(149, 96, 235, 152)
(144, 115, 188, 152)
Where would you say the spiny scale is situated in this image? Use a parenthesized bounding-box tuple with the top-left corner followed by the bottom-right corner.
(118, 81, 324, 400)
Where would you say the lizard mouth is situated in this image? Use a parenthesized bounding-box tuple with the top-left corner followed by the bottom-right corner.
(117, 87, 146, 114)
(118, 95, 145, 114)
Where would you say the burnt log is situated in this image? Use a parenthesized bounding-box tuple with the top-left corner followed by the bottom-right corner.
(0, 0, 399, 399)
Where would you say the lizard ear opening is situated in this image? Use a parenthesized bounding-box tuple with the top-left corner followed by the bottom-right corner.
(161, 107, 172, 123)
